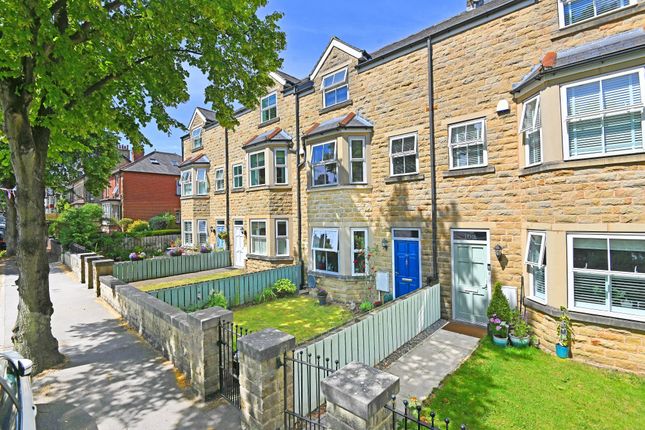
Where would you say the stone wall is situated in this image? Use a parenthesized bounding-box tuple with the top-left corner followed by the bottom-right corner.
(99, 275, 232, 398)
(527, 307, 645, 375)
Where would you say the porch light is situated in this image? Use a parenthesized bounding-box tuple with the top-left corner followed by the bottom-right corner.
(494, 244, 504, 259)
(381, 239, 389, 250)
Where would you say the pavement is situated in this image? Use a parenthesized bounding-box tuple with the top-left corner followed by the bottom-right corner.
(385, 326, 480, 403)
(1, 259, 241, 429)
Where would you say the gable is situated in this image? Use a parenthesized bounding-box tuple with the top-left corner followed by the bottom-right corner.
(188, 109, 206, 130)
(309, 38, 365, 81)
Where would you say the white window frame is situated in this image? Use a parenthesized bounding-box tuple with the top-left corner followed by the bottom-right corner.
(248, 150, 266, 187)
(232, 163, 243, 189)
(558, 0, 637, 28)
(195, 168, 209, 195)
(351, 228, 368, 276)
(274, 149, 288, 185)
(311, 228, 340, 274)
(180, 170, 193, 196)
(197, 219, 209, 246)
(521, 95, 543, 167)
(275, 219, 289, 257)
(567, 233, 645, 322)
(448, 118, 488, 170)
(182, 220, 193, 246)
(349, 137, 367, 184)
(175, 179, 181, 196)
(321, 67, 349, 108)
(250, 220, 268, 256)
(214, 167, 225, 191)
(311, 141, 338, 187)
(525, 231, 547, 303)
(389, 133, 419, 176)
(260, 91, 278, 123)
(191, 127, 203, 149)
(561, 67, 645, 160)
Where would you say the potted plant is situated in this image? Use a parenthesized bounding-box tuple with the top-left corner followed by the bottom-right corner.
(486, 281, 512, 337)
(556, 306, 574, 359)
(489, 314, 509, 347)
(317, 288, 328, 305)
(509, 311, 530, 347)
(128, 251, 145, 261)
(200, 244, 212, 254)
(359, 301, 374, 313)
(167, 246, 184, 257)
(217, 230, 229, 242)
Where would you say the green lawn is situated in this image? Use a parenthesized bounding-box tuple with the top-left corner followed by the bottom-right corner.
(137, 269, 244, 292)
(422, 340, 645, 430)
(234, 296, 352, 344)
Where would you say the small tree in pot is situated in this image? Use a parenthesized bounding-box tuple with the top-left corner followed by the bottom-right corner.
(509, 310, 531, 347)
(556, 307, 574, 358)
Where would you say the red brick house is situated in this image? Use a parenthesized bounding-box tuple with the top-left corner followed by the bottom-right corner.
(101, 150, 182, 227)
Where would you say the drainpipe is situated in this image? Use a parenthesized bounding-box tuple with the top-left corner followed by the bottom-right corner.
(295, 89, 304, 286)
(427, 37, 439, 283)
(225, 128, 231, 251)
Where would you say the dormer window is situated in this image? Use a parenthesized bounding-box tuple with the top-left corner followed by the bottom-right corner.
(322, 68, 348, 108)
(149, 158, 159, 165)
(261, 92, 278, 123)
(558, 0, 636, 28)
(191, 127, 203, 150)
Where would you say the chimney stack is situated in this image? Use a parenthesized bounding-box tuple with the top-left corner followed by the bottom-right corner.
(117, 144, 130, 161)
(132, 148, 144, 161)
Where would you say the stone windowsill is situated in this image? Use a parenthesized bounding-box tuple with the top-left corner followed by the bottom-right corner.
(258, 117, 280, 128)
(246, 254, 294, 263)
(213, 190, 226, 195)
(524, 298, 645, 332)
(307, 184, 372, 193)
(309, 271, 367, 281)
(246, 185, 292, 192)
(191, 146, 204, 153)
(519, 152, 645, 176)
(319, 99, 353, 115)
(384, 173, 425, 184)
(231, 188, 245, 193)
(180, 195, 210, 201)
(551, 3, 644, 41)
(442, 165, 495, 178)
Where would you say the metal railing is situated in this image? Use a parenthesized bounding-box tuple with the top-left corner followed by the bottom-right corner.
(218, 321, 251, 408)
(384, 396, 466, 430)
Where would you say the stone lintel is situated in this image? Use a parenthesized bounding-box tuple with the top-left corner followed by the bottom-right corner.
(321, 361, 399, 421)
(238, 328, 296, 362)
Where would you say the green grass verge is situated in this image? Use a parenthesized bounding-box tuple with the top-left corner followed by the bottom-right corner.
(234, 296, 352, 344)
(422, 339, 645, 430)
(138, 269, 244, 292)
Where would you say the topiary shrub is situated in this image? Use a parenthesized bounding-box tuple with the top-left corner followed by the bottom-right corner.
(148, 212, 176, 230)
(487, 281, 511, 322)
(127, 219, 149, 234)
(256, 287, 276, 304)
(206, 291, 228, 309)
(272, 278, 297, 297)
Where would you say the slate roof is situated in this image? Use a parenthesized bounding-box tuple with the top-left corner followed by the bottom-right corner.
(274, 70, 300, 85)
(196, 107, 217, 123)
(512, 28, 645, 93)
(118, 151, 182, 176)
(179, 154, 211, 167)
(303, 112, 373, 139)
(243, 128, 293, 148)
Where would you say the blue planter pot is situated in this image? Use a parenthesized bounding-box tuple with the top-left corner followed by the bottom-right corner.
(509, 334, 530, 348)
(492, 335, 508, 347)
(555, 343, 570, 359)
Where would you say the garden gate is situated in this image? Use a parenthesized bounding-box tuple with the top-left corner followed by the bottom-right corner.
(218, 321, 250, 408)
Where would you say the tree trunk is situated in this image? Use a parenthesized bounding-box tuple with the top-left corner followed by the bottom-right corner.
(2, 90, 64, 372)
(5, 193, 17, 256)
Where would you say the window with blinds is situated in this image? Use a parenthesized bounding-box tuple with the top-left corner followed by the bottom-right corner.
(449, 119, 487, 169)
(569, 235, 645, 319)
(562, 69, 644, 159)
(521, 96, 542, 166)
(525, 232, 547, 301)
(559, 0, 635, 27)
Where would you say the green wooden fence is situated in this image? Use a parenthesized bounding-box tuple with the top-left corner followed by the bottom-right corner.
(293, 284, 441, 415)
(112, 251, 231, 283)
(149, 264, 302, 309)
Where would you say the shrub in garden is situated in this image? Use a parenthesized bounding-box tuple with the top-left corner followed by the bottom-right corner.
(49, 203, 103, 248)
(117, 218, 134, 232)
(256, 287, 277, 304)
(148, 212, 176, 230)
(206, 291, 228, 309)
(359, 301, 374, 312)
(487, 281, 511, 322)
(272, 278, 297, 297)
(167, 247, 184, 257)
(127, 219, 149, 233)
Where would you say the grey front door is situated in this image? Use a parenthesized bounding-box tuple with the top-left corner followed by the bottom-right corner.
(452, 230, 490, 325)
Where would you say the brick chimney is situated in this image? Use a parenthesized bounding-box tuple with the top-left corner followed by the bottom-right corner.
(117, 144, 130, 161)
(132, 148, 144, 161)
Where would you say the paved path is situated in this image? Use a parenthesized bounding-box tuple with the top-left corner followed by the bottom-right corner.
(1, 260, 241, 429)
(386, 327, 480, 402)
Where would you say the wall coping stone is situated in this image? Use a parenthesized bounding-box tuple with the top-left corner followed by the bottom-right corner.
(77, 252, 97, 258)
(99, 275, 125, 289)
(321, 361, 399, 421)
(238, 328, 295, 362)
(187, 307, 233, 330)
(92, 259, 114, 267)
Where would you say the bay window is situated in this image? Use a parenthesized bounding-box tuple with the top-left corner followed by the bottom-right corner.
(180, 170, 193, 196)
(568, 234, 645, 319)
(182, 221, 193, 246)
(250, 220, 267, 255)
(311, 141, 338, 186)
(351, 228, 368, 275)
(525, 232, 547, 302)
(449, 119, 487, 169)
(276, 220, 289, 256)
(275, 149, 288, 185)
(312, 228, 339, 273)
(196, 168, 208, 195)
(521, 96, 542, 166)
(390, 133, 418, 175)
(322, 68, 348, 108)
(249, 151, 266, 187)
(562, 69, 643, 159)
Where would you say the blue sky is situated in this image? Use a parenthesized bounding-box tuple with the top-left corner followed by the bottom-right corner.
(146, 1, 465, 155)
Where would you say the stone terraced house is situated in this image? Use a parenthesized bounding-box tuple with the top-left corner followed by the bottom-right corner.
(180, 0, 645, 373)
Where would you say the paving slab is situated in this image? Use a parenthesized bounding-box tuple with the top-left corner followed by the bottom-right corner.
(2, 260, 241, 429)
(386, 327, 480, 403)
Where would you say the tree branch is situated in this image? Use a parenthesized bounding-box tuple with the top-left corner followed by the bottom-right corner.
(68, 1, 124, 44)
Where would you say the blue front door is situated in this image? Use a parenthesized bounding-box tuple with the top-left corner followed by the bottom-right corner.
(394, 239, 420, 298)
